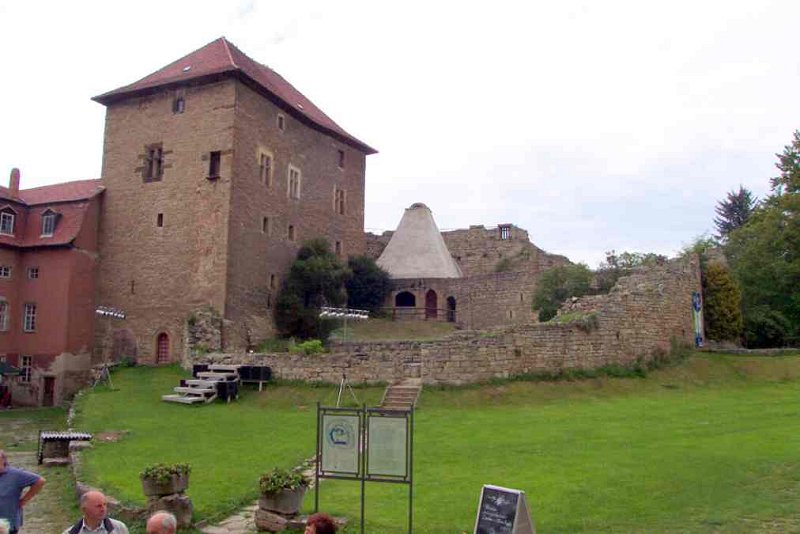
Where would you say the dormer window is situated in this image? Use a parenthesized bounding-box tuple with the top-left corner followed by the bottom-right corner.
(0, 209, 14, 236)
(41, 210, 57, 237)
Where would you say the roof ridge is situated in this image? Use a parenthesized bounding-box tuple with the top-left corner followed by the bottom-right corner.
(220, 36, 239, 69)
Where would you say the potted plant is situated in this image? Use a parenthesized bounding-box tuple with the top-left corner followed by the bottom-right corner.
(258, 467, 310, 515)
(140, 463, 191, 497)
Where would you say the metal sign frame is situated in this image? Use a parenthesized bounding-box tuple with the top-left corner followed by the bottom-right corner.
(316, 403, 413, 534)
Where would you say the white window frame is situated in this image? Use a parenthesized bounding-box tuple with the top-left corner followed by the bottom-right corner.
(287, 165, 301, 200)
(0, 266, 10, 278)
(27, 267, 39, 280)
(0, 211, 14, 235)
(20, 355, 32, 383)
(41, 212, 56, 237)
(0, 299, 8, 331)
(23, 303, 36, 332)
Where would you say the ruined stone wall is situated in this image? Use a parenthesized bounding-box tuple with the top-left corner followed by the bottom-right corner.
(194, 257, 701, 384)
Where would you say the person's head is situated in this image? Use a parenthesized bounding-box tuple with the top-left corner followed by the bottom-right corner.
(146, 511, 177, 534)
(0, 450, 7, 473)
(304, 512, 337, 534)
(80, 491, 108, 526)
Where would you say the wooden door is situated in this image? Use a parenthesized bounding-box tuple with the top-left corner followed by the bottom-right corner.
(425, 290, 438, 319)
(156, 333, 170, 364)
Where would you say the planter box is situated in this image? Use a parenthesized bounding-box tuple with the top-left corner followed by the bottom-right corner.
(259, 486, 307, 515)
(142, 473, 189, 497)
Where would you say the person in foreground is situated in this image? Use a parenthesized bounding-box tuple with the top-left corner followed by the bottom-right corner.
(64, 490, 128, 534)
(0, 449, 45, 534)
(304, 512, 338, 534)
(146, 511, 177, 534)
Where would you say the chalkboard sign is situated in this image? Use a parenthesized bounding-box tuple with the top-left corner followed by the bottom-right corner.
(474, 485, 535, 534)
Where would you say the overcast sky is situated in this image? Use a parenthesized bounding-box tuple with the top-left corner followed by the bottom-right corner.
(1, 1, 797, 266)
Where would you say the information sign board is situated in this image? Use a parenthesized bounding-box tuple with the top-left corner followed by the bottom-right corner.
(474, 484, 535, 534)
(320, 413, 360, 476)
(367, 414, 408, 478)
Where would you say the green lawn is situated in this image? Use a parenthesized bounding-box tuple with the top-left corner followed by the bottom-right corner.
(74, 354, 800, 533)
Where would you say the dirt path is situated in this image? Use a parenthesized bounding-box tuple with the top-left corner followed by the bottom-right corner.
(5, 451, 76, 534)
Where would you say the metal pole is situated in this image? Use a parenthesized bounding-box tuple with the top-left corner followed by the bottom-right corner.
(315, 402, 320, 513)
(408, 409, 414, 534)
(360, 404, 366, 534)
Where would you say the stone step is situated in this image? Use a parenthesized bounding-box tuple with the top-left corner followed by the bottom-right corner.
(185, 379, 218, 386)
(162, 394, 208, 404)
(209, 364, 241, 372)
(381, 404, 413, 411)
(173, 386, 216, 394)
(196, 371, 238, 380)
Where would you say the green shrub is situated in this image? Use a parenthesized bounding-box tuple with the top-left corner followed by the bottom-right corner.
(346, 256, 391, 313)
(258, 467, 310, 494)
(255, 338, 292, 353)
(532, 264, 592, 321)
(289, 339, 324, 355)
(140, 463, 191, 483)
(743, 307, 791, 348)
(702, 263, 743, 342)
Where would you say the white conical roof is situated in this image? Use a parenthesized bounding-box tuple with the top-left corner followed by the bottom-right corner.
(377, 203, 463, 278)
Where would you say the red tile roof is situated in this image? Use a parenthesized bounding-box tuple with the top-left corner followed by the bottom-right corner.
(93, 37, 377, 155)
(0, 179, 103, 248)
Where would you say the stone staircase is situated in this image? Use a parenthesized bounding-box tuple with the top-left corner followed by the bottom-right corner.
(162, 364, 240, 405)
(379, 378, 422, 411)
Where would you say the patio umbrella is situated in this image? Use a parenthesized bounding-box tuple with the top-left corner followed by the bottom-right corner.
(0, 361, 20, 376)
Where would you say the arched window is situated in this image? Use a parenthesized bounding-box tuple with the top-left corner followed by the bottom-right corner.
(156, 333, 170, 364)
(447, 296, 456, 322)
(395, 291, 415, 307)
(425, 290, 438, 319)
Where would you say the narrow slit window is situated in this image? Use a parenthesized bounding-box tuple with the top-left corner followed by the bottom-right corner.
(144, 144, 164, 182)
(262, 216, 270, 234)
(157, 213, 164, 227)
(260, 153, 272, 186)
(335, 240, 342, 257)
(209, 151, 221, 179)
(337, 149, 345, 168)
(277, 114, 285, 131)
(287, 225, 295, 241)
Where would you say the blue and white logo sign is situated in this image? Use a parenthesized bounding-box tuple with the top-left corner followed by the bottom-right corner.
(321, 414, 359, 474)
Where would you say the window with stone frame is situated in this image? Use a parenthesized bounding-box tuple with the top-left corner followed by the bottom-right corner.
(41, 211, 57, 236)
(23, 302, 36, 332)
(0, 209, 15, 235)
(287, 225, 296, 241)
(172, 89, 186, 114)
(499, 224, 511, 240)
(20, 355, 32, 383)
(0, 299, 8, 331)
(208, 151, 222, 179)
(287, 166, 301, 200)
(334, 187, 346, 215)
(260, 153, 273, 186)
(143, 144, 164, 182)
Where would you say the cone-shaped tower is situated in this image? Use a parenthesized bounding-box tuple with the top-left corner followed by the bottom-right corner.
(377, 203, 463, 278)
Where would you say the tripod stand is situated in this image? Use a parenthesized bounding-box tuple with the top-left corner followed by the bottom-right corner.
(336, 373, 359, 407)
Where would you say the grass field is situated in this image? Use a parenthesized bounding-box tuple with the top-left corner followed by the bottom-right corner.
(72, 353, 800, 533)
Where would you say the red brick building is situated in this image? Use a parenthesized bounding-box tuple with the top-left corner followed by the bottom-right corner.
(0, 169, 104, 406)
(92, 37, 376, 364)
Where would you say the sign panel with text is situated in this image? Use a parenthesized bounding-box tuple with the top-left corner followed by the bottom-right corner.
(319, 411, 361, 478)
(366, 413, 409, 480)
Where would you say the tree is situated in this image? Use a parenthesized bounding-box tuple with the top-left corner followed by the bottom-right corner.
(725, 130, 800, 347)
(532, 264, 592, 321)
(595, 250, 667, 293)
(345, 256, 391, 314)
(701, 263, 743, 342)
(713, 186, 758, 240)
(275, 239, 351, 340)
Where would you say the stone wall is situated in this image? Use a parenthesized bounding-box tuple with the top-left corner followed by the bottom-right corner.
(192, 256, 702, 384)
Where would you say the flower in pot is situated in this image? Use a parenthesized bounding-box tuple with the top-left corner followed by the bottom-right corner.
(140, 463, 191, 497)
(258, 467, 310, 516)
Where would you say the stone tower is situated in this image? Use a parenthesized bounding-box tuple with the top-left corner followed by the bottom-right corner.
(93, 37, 376, 363)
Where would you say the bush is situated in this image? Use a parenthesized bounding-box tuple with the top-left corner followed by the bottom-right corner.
(289, 339, 324, 355)
(743, 307, 792, 348)
(702, 263, 743, 342)
(258, 467, 310, 494)
(346, 256, 391, 313)
(532, 264, 592, 321)
(140, 463, 191, 483)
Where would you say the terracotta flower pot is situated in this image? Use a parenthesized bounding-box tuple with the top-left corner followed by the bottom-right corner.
(142, 473, 189, 497)
(258, 485, 307, 515)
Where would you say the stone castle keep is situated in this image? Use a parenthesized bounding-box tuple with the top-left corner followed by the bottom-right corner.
(0, 38, 703, 405)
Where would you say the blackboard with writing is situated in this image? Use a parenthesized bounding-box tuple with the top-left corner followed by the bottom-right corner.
(474, 485, 535, 534)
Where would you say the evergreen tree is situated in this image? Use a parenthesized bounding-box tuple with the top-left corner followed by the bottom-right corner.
(345, 256, 391, 314)
(275, 238, 351, 340)
(701, 263, 743, 342)
(713, 186, 758, 240)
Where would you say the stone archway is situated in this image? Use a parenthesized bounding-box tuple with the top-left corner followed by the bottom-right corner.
(425, 289, 438, 319)
(156, 332, 170, 364)
(395, 291, 416, 307)
(446, 296, 456, 322)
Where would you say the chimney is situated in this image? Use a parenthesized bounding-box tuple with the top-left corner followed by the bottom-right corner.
(9, 168, 20, 196)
